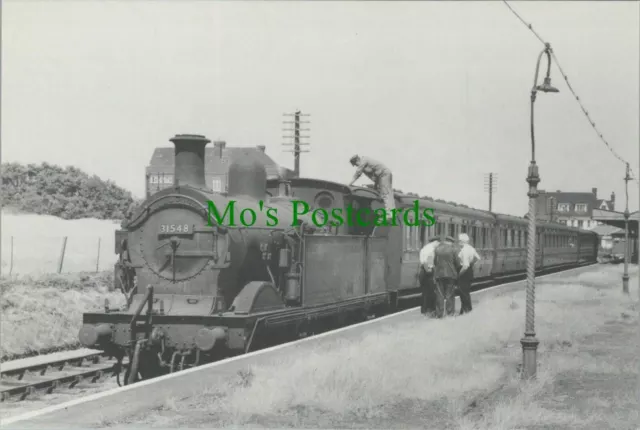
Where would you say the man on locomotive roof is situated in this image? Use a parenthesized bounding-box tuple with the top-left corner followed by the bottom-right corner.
(457, 233, 480, 316)
(348, 155, 395, 221)
(432, 236, 462, 319)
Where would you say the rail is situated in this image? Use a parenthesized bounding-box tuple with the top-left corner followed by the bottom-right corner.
(0, 351, 129, 402)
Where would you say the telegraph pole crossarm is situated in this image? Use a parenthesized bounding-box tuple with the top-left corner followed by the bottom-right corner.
(484, 173, 497, 212)
(282, 110, 311, 178)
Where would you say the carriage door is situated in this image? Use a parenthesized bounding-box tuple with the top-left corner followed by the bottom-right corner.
(399, 212, 421, 288)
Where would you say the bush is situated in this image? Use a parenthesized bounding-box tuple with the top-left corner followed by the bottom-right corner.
(1, 162, 138, 220)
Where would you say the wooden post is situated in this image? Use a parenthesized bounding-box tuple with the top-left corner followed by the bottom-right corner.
(9, 236, 14, 276)
(57, 236, 68, 274)
(96, 238, 101, 272)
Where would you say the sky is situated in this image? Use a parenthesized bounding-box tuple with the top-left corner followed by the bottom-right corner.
(2, 1, 639, 217)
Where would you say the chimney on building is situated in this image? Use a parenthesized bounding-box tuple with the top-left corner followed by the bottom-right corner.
(610, 192, 615, 210)
(213, 141, 226, 158)
(592, 187, 597, 197)
(169, 134, 210, 189)
(257, 145, 266, 152)
(556, 190, 561, 193)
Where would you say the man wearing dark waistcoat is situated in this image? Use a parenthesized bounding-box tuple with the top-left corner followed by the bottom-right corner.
(433, 236, 462, 318)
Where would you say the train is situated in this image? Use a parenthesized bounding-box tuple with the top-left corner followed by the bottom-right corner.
(78, 134, 599, 384)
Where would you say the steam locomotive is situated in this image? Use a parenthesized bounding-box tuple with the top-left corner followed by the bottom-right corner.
(78, 134, 598, 384)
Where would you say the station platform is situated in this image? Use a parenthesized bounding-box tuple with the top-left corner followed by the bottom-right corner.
(4, 264, 638, 429)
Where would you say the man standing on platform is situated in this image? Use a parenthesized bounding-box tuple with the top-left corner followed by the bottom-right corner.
(419, 237, 440, 316)
(432, 236, 462, 318)
(457, 233, 480, 315)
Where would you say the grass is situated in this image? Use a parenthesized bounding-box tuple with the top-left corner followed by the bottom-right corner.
(121, 264, 639, 429)
(0, 271, 126, 361)
(1, 210, 121, 275)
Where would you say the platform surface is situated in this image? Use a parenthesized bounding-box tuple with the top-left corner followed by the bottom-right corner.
(4, 264, 633, 429)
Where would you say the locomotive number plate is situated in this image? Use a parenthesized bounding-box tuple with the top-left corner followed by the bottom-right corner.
(159, 224, 191, 234)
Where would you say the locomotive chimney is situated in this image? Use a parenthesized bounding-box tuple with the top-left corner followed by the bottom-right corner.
(169, 134, 210, 189)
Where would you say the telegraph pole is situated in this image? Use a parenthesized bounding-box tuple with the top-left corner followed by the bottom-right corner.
(282, 111, 310, 177)
(622, 162, 631, 295)
(484, 173, 497, 211)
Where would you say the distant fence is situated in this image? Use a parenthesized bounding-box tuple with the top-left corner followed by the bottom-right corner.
(1, 235, 117, 276)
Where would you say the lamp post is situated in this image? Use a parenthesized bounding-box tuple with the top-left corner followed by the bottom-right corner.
(522, 43, 559, 381)
(622, 163, 630, 295)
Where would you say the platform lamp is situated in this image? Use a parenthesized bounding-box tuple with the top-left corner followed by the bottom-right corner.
(522, 43, 559, 381)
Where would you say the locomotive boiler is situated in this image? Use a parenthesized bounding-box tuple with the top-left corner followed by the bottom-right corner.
(78, 134, 314, 384)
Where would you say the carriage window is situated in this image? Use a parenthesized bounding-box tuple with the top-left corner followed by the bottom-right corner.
(524, 231, 528, 246)
(461, 224, 468, 234)
(471, 226, 478, 247)
(449, 223, 456, 238)
(436, 222, 443, 238)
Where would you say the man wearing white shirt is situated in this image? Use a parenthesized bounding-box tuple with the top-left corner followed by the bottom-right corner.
(457, 233, 481, 315)
(418, 237, 440, 316)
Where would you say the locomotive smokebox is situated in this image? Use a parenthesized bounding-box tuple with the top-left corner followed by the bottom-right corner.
(169, 134, 211, 189)
(227, 151, 267, 200)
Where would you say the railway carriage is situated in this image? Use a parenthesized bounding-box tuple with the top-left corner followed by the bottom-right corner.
(78, 134, 598, 385)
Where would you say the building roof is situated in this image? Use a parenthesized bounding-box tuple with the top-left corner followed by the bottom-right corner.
(148, 146, 294, 179)
(596, 199, 614, 211)
(591, 224, 624, 236)
(539, 190, 597, 207)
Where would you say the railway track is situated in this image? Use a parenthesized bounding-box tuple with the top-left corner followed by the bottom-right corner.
(0, 350, 128, 402)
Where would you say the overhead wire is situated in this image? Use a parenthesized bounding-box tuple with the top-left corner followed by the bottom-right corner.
(502, 0, 639, 185)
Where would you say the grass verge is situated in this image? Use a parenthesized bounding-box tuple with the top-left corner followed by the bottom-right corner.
(0, 272, 125, 361)
(121, 265, 638, 429)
